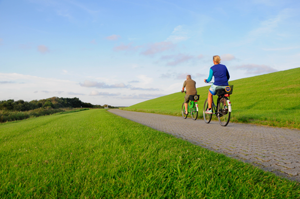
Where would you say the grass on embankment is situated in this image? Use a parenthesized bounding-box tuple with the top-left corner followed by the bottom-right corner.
(124, 67, 300, 129)
(0, 109, 299, 198)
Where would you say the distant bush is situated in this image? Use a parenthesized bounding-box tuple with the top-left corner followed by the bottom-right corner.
(0, 108, 64, 123)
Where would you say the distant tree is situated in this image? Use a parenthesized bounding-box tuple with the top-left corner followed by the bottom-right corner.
(0, 97, 98, 111)
(43, 101, 53, 108)
(81, 102, 93, 108)
(0, 99, 14, 110)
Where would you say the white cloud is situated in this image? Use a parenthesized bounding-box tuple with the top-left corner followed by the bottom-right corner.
(161, 53, 194, 66)
(160, 73, 173, 78)
(235, 64, 277, 74)
(167, 25, 189, 43)
(160, 72, 204, 79)
(37, 45, 49, 53)
(56, 9, 73, 20)
(90, 91, 120, 96)
(233, 8, 294, 47)
(130, 87, 159, 91)
(121, 94, 162, 100)
(176, 73, 190, 79)
(172, 25, 182, 33)
(80, 80, 128, 88)
(106, 34, 121, 41)
(249, 9, 292, 39)
(197, 54, 203, 59)
(131, 64, 139, 69)
(137, 75, 153, 85)
(113, 41, 176, 56)
(79, 79, 159, 91)
(0, 72, 86, 101)
(113, 43, 142, 52)
(167, 36, 188, 43)
(128, 80, 139, 83)
(262, 46, 300, 51)
(221, 54, 235, 61)
(141, 41, 175, 56)
(165, 82, 182, 93)
(68, 92, 85, 96)
(0, 81, 14, 84)
(195, 73, 205, 78)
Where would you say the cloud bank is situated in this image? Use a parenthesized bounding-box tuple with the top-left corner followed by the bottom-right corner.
(80, 80, 127, 88)
(221, 54, 235, 61)
(235, 64, 277, 74)
(161, 53, 194, 66)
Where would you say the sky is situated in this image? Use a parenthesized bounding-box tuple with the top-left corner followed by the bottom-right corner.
(0, 0, 300, 106)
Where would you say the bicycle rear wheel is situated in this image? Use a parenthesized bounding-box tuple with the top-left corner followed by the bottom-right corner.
(217, 97, 231, 126)
(203, 99, 212, 123)
(191, 107, 198, 120)
(181, 103, 188, 119)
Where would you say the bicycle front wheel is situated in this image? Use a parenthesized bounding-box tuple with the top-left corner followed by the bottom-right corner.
(217, 97, 231, 126)
(203, 99, 212, 123)
(191, 107, 198, 120)
(181, 103, 188, 119)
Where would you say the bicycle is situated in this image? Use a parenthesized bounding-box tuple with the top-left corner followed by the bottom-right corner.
(203, 84, 233, 126)
(181, 92, 200, 120)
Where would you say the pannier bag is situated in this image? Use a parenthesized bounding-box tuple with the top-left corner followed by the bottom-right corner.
(216, 85, 234, 96)
(189, 95, 200, 101)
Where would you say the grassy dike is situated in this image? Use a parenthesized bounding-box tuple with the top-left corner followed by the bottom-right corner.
(0, 109, 299, 198)
(124, 68, 300, 129)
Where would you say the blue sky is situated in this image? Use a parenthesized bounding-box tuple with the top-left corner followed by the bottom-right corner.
(0, 0, 299, 106)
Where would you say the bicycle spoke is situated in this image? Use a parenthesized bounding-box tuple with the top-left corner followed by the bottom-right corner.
(181, 103, 188, 119)
(191, 107, 198, 120)
(217, 97, 231, 126)
(203, 99, 212, 123)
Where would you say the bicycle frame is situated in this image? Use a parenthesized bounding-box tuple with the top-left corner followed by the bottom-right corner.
(181, 93, 199, 120)
(188, 100, 198, 113)
(203, 94, 232, 126)
(211, 96, 222, 117)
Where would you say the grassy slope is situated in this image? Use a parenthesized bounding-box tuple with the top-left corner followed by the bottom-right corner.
(0, 109, 299, 198)
(125, 68, 300, 129)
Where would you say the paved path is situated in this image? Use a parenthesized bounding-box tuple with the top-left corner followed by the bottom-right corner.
(109, 109, 300, 181)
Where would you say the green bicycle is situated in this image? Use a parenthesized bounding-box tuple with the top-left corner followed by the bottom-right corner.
(181, 92, 200, 120)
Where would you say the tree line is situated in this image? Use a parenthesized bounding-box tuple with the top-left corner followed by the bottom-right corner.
(0, 97, 103, 111)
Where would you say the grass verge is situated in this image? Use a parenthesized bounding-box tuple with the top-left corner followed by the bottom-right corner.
(0, 109, 299, 198)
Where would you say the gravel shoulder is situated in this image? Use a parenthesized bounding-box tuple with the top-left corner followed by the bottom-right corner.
(109, 109, 300, 182)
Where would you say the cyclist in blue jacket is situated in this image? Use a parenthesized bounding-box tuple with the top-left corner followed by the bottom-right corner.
(204, 55, 230, 114)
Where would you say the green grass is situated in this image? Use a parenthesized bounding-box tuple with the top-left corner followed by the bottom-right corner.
(124, 68, 300, 129)
(0, 109, 299, 198)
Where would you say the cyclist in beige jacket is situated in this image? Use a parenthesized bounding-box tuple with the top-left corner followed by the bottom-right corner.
(181, 75, 197, 114)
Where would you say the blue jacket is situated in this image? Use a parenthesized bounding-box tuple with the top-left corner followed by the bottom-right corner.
(206, 64, 230, 86)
